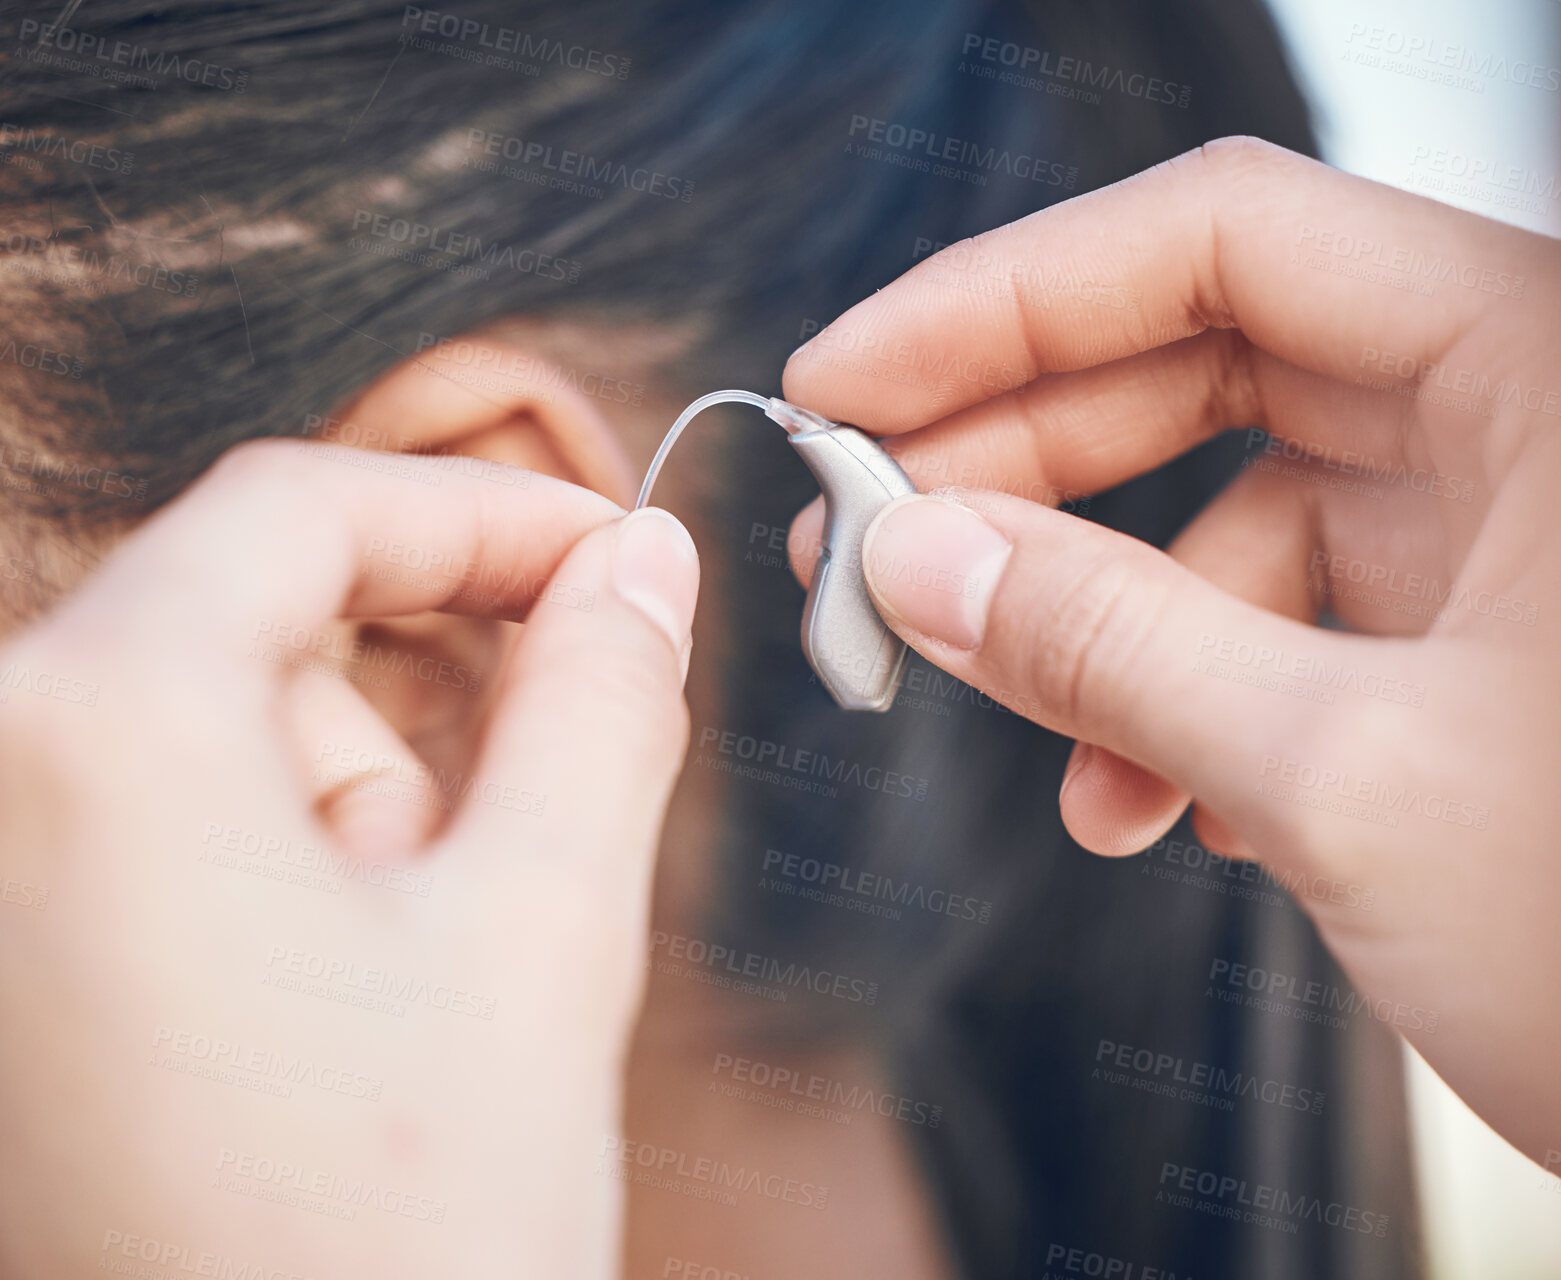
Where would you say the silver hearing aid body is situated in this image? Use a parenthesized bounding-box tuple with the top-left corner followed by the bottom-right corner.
(765, 399, 917, 711)
(635, 391, 916, 712)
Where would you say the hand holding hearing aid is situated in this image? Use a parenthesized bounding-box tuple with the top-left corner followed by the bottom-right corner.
(0, 443, 698, 1277)
(785, 138, 1561, 1169)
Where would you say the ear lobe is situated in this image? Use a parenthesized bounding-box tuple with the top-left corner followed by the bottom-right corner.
(335, 335, 638, 506)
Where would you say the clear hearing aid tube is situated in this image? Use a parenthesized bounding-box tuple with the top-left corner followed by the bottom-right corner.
(634, 390, 772, 510)
(635, 391, 844, 509)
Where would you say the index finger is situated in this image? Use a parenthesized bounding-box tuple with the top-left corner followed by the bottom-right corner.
(47, 439, 622, 674)
(783, 136, 1537, 434)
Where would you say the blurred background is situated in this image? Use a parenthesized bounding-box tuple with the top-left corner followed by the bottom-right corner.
(1265, 2, 1561, 1275)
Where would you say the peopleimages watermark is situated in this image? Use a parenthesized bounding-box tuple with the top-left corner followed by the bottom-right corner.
(759, 847, 992, 925)
(463, 128, 694, 202)
(845, 114, 1078, 190)
(301, 412, 539, 489)
(1258, 754, 1489, 834)
(1356, 347, 1558, 423)
(1310, 550, 1538, 628)
(349, 209, 582, 283)
(0, 440, 147, 505)
(1206, 957, 1439, 1034)
(303, 412, 427, 456)
(805, 656, 1043, 723)
(415, 332, 647, 408)
(363, 527, 600, 617)
(1342, 22, 1561, 95)
(0, 123, 133, 174)
(0, 659, 99, 708)
(899, 452, 1092, 517)
(1241, 451, 1385, 501)
(249, 618, 483, 694)
(1242, 429, 1474, 503)
(600, 1137, 828, 1211)
(1157, 1161, 1390, 1237)
(795, 316, 1029, 395)
(15, 19, 248, 92)
(364, 554, 590, 615)
(314, 740, 548, 819)
(650, 931, 880, 1006)
(663, 1259, 749, 1280)
(1403, 146, 1557, 218)
(907, 236, 1142, 317)
(808, 535, 991, 602)
(150, 1024, 384, 1102)
(262, 945, 497, 1020)
(710, 1052, 943, 1128)
(1193, 632, 1427, 708)
(400, 6, 630, 79)
(959, 33, 1191, 108)
(1040, 1242, 1187, 1280)
(693, 725, 930, 802)
(214, 1148, 446, 1224)
(0, 338, 84, 380)
(98, 1229, 310, 1280)
(1, 877, 48, 911)
(1293, 223, 1526, 299)
(199, 822, 433, 898)
(1, 231, 203, 299)
(1142, 835, 1376, 913)
(1093, 1038, 1325, 1117)
(907, 249, 1095, 309)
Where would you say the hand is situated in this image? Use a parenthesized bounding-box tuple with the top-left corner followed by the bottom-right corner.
(784, 137, 1561, 1167)
(0, 441, 699, 1277)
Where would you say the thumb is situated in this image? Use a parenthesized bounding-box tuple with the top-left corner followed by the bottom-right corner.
(858, 489, 1374, 829)
(445, 507, 698, 892)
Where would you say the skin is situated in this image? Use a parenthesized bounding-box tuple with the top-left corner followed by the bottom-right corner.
(0, 322, 949, 1276)
(0, 443, 698, 1278)
(784, 136, 1561, 1169)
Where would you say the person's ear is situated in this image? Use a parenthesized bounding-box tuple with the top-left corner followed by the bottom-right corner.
(336, 335, 639, 504)
(291, 335, 640, 846)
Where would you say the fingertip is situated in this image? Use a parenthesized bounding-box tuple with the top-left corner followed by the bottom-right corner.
(1059, 742, 1190, 857)
(781, 331, 826, 398)
(859, 492, 1014, 652)
(611, 508, 700, 657)
(448, 509, 698, 857)
(781, 321, 863, 423)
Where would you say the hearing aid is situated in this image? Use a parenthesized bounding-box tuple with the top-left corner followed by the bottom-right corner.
(635, 391, 916, 712)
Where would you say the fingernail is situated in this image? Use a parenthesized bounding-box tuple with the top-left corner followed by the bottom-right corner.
(612, 508, 699, 654)
(862, 494, 1012, 649)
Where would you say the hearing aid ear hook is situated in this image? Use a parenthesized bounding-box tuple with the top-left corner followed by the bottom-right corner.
(636, 391, 915, 712)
